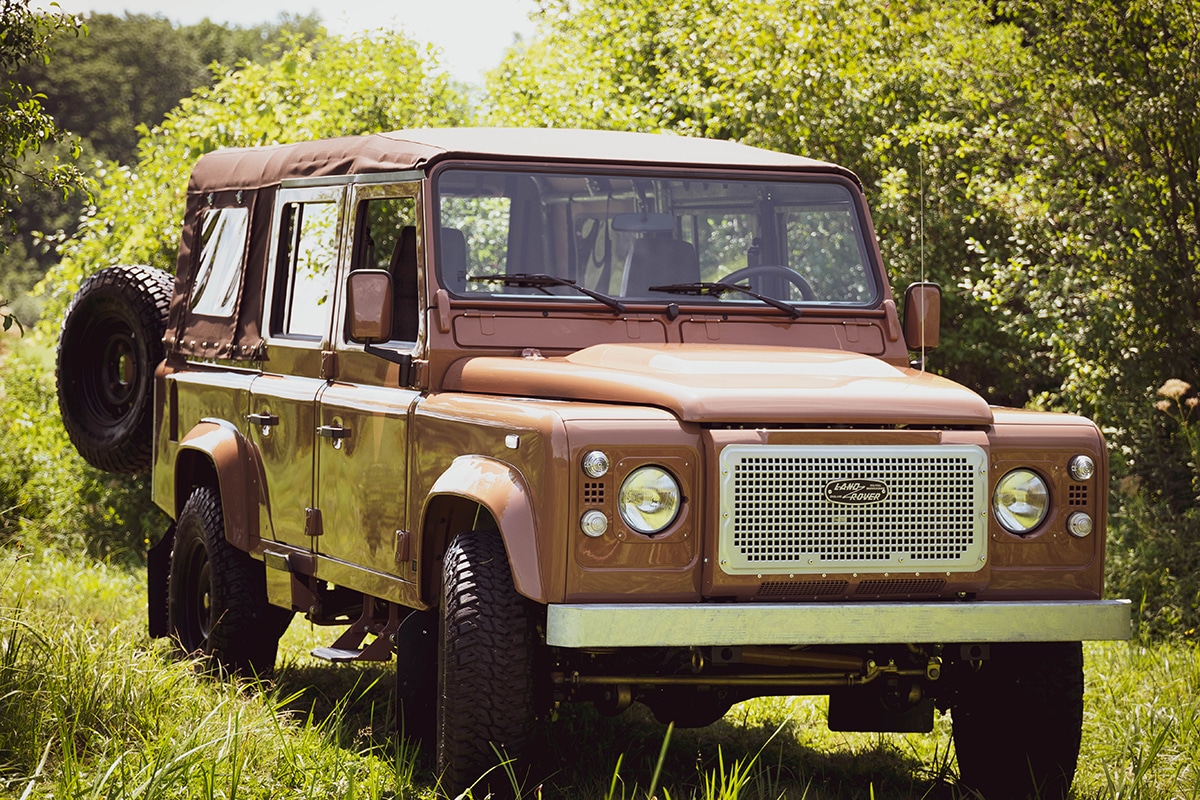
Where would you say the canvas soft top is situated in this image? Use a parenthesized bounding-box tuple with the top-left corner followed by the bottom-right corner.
(185, 127, 853, 193)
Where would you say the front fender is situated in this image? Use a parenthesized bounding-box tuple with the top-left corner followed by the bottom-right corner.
(425, 455, 544, 602)
(176, 418, 262, 553)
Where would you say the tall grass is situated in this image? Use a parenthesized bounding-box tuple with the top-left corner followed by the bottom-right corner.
(3, 542, 1197, 799)
(0, 548, 424, 799)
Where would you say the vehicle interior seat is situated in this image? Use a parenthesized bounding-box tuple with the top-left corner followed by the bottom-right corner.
(620, 237, 700, 297)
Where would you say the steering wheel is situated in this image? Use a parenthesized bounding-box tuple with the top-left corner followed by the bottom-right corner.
(721, 264, 816, 301)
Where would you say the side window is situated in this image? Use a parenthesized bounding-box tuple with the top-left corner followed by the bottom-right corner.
(355, 196, 417, 271)
(190, 207, 249, 317)
(353, 195, 418, 341)
(273, 199, 339, 339)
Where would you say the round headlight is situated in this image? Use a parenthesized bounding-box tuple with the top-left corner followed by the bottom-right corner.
(993, 468, 1050, 535)
(580, 509, 609, 538)
(1069, 455, 1096, 482)
(618, 466, 681, 535)
(582, 450, 610, 479)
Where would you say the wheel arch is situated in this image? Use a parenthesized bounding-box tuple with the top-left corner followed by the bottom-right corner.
(419, 455, 545, 604)
(175, 419, 262, 553)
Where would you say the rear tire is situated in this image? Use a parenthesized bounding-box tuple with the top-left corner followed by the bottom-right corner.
(168, 486, 291, 677)
(951, 641, 1084, 800)
(56, 265, 173, 474)
(436, 532, 539, 796)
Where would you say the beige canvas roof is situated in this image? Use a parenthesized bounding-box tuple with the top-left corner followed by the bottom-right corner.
(187, 127, 855, 192)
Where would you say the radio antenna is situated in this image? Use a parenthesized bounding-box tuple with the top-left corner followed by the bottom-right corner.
(919, 139, 928, 373)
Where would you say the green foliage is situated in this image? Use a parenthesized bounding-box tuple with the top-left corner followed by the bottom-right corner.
(0, 347, 162, 562)
(966, 0, 1200, 478)
(0, 138, 97, 328)
(0, 550, 421, 799)
(17, 13, 211, 164)
(0, 0, 89, 241)
(489, 0, 1200, 502)
(35, 29, 470, 334)
(179, 12, 324, 78)
(486, 0, 1054, 406)
(18, 12, 327, 165)
(1107, 379, 1200, 641)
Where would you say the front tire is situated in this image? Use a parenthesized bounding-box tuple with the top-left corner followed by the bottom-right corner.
(168, 486, 290, 677)
(951, 641, 1084, 800)
(436, 532, 539, 795)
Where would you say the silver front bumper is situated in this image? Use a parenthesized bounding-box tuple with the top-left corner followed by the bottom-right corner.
(546, 599, 1132, 648)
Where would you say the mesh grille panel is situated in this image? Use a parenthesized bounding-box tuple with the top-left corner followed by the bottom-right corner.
(855, 578, 946, 596)
(756, 580, 849, 598)
(719, 445, 987, 574)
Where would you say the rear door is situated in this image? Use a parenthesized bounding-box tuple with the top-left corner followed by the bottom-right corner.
(249, 184, 345, 548)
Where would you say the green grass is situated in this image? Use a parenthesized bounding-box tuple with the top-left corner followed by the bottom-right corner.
(1, 544, 1197, 800)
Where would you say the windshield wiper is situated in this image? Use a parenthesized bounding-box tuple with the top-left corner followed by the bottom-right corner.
(471, 273, 626, 314)
(647, 281, 802, 319)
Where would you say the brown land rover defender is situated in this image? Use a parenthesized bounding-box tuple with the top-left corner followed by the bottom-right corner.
(56, 128, 1131, 798)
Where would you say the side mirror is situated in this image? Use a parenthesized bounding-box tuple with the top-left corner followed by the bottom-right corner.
(903, 282, 941, 351)
(346, 269, 393, 343)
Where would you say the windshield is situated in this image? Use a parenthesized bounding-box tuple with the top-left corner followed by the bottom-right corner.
(434, 167, 878, 310)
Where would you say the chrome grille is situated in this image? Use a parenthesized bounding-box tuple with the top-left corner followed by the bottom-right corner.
(718, 444, 987, 575)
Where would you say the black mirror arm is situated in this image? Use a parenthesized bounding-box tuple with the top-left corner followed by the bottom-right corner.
(364, 343, 414, 386)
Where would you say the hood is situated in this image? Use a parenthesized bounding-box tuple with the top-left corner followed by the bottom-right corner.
(444, 344, 993, 426)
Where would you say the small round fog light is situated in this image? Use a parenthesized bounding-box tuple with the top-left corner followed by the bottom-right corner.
(582, 450, 610, 479)
(1067, 512, 1093, 538)
(1069, 455, 1096, 481)
(580, 509, 609, 538)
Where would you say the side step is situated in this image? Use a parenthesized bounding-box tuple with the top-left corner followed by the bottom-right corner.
(311, 601, 402, 663)
(311, 647, 369, 663)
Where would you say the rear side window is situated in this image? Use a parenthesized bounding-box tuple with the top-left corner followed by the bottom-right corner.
(273, 200, 340, 339)
(190, 207, 249, 317)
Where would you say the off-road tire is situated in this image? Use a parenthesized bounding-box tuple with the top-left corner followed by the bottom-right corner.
(168, 486, 291, 677)
(952, 641, 1084, 800)
(56, 264, 173, 474)
(436, 532, 538, 796)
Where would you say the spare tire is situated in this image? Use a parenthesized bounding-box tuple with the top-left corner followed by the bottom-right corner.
(56, 265, 174, 474)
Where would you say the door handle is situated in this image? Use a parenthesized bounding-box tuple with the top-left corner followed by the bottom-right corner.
(247, 412, 279, 427)
(317, 424, 351, 441)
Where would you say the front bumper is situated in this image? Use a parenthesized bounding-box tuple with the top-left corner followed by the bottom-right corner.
(546, 599, 1132, 648)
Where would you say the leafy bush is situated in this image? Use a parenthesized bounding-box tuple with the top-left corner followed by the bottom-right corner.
(0, 346, 162, 562)
(1106, 379, 1200, 641)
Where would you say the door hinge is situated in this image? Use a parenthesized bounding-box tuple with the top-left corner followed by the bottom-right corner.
(321, 350, 337, 380)
(304, 507, 324, 537)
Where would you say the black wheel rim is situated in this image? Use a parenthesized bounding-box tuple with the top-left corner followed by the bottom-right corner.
(71, 305, 142, 426)
(177, 533, 212, 651)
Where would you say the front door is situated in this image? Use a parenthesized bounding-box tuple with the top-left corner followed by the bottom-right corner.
(312, 183, 423, 602)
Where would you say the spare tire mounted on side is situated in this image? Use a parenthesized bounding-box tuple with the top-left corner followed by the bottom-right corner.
(56, 265, 173, 474)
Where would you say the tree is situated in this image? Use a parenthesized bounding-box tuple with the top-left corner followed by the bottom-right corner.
(5, 12, 328, 329)
(18, 12, 327, 165)
(486, 0, 1050, 405)
(1, 0, 89, 333)
(969, 0, 1200, 495)
(36, 30, 471, 330)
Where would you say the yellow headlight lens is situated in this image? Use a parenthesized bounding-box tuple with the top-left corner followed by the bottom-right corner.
(618, 466, 680, 535)
(993, 468, 1050, 534)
